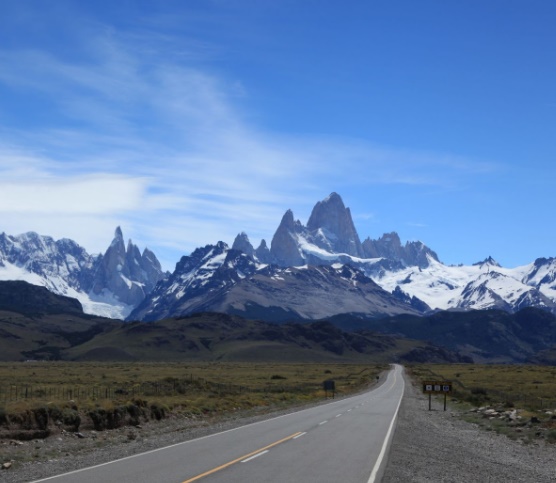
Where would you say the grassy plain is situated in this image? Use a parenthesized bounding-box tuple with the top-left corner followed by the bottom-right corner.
(409, 363, 556, 410)
(0, 361, 386, 426)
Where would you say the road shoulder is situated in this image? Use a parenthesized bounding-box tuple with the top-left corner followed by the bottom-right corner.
(382, 369, 556, 482)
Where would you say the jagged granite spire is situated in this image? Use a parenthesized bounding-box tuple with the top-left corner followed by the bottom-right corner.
(232, 232, 255, 258)
(270, 210, 305, 266)
(362, 232, 439, 268)
(306, 192, 364, 257)
(91, 227, 166, 306)
(255, 239, 273, 264)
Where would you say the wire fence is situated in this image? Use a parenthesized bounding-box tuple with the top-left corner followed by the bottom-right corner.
(0, 376, 322, 403)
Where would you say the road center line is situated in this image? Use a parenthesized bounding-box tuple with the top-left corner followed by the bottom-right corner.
(319, 420, 328, 425)
(181, 432, 302, 483)
(241, 450, 269, 463)
(335, 414, 342, 418)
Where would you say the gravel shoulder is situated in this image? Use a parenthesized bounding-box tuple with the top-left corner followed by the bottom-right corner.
(382, 370, 556, 482)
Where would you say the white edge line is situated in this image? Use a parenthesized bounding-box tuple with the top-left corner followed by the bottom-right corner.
(293, 432, 306, 439)
(367, 366, 405, 483)
(241, 450, 269, 463)
(30, 370, 395, 483)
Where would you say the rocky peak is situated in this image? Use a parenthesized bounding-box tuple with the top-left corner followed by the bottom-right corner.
(473, 256, 501, 267)
(363, 232, 402, 258)
(174, 242, 229, 275)
(255, 239, 273, 264)
(270, 210, 305, 267)
(306, 192, 364, 257)
(90, 228, 166, 306)
(362, 232, 438, 268)
(232, 232, 255, 258)
(111, 226, 125, 250)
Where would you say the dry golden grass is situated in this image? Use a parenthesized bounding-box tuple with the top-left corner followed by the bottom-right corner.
(0, 361, 387, 417)
(409, 363, 556, 410)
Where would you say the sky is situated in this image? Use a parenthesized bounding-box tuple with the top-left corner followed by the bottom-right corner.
(0, 0, 555, 271)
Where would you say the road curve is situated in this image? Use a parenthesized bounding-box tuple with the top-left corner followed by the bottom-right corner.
(32, 364, 405, 483)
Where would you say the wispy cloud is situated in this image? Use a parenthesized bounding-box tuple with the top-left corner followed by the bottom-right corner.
(0, 20, 498, 270)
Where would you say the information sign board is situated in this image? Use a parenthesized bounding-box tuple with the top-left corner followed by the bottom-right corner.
(422, 380, 452, 394)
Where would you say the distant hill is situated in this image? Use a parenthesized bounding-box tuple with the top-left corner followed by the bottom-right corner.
(65, 312, 468, 363)
(0, 280, 84, 315)
(6, 280, 556, 364)
(0, 282, 119, 361)
(0, 281, 464, 363)
(343, 307, 556, 363)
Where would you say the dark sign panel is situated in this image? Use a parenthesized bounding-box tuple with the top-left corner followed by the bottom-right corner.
(422, 380, 452, 394)
(323, 379, 335, 391)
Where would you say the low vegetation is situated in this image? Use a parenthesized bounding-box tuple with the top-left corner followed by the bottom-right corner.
(409, 364, 556, 443)
(0, 361, 386, 439)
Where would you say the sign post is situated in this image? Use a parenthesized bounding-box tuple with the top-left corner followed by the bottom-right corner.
(422, 381, 452, 411)
(323, 379, 335, 399)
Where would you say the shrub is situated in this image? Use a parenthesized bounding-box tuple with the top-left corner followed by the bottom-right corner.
(0, 407, 8, 426)
(106, 406, 126, 429)
(89, 408, 107, 431)
(88, 406, 127, 431)
(34, 407, 49, 431)
(47, 405, 63, 423)
(150, 402, 167, 421)
(62, 408, 81, 431)
(126, 403, 142, 426)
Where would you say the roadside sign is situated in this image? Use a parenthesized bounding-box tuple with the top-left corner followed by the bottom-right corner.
(422, 380, 452, 394)
(422, 380, 452, 411)
(323, 380, 335, 391)
(323, 379, 335, 399)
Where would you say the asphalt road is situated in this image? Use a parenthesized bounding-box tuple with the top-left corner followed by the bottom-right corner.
(33, 364, 405, 483)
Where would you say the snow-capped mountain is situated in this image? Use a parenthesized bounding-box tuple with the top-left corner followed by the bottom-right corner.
(373, 256, 556, 314)
(2, 192, 555, 322)
(128, 241, 425, 322)
(220, 192, 556, 316)
(261, 192, 438, 269)
(0, 228, 166, 319)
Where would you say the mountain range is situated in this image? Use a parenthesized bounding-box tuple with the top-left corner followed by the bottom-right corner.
(0, 227, 166, 319)
(1, 192, 556, 322)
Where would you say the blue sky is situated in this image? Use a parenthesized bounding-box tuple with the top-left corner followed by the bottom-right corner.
(1, 1, 555, 271)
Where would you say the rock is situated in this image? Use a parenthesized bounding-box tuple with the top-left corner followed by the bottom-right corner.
(76, 432, 85, 439)
(232, 232, 255, 259)
(2, 462, 12, 470)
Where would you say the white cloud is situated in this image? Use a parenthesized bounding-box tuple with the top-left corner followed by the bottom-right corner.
(0, 23, 499, 269)
(0, 175, 147, 214)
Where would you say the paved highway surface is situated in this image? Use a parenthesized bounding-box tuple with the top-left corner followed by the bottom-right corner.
(33, 364, 405, 483)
